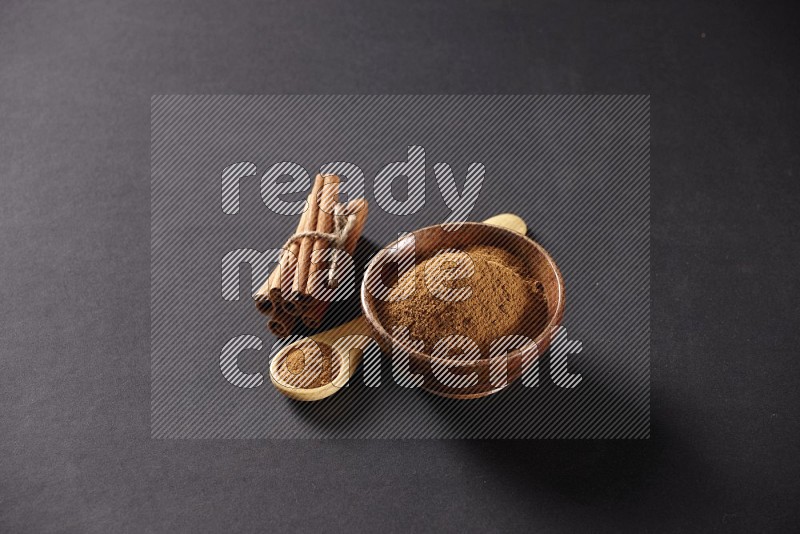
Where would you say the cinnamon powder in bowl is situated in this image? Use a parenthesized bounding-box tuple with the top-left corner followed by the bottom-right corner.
(362, 222, 564, 399)
(374, 245, 548, 357)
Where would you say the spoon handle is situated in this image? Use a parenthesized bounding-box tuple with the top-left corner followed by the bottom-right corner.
(483, 213, 527, 235)
(307, 315, 373, 348)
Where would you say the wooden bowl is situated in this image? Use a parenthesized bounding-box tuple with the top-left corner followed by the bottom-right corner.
(361, 222, 565, 399)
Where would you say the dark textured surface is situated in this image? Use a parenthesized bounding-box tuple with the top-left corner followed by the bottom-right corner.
(1, 0, 798, 532)
(150, 95, 650, 438)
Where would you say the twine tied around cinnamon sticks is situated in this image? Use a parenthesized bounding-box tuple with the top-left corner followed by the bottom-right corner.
(279, 202, 356, 288)
(254, 174, 369, 337)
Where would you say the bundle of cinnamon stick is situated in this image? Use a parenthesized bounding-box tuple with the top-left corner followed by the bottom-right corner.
(255, 174, 368, 337)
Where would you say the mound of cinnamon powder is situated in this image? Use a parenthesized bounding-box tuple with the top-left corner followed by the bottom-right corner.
(375, 245, 548, 357)
(277, 342, 338, 389)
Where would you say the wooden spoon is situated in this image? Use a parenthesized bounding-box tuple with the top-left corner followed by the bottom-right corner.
(269, 213, 527, 401)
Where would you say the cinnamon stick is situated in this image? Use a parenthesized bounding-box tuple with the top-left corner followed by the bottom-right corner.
(301, 198, 369, 329)
(255, 174, 321, 315)
(292, 174, 326, 303)
(255, 173, 369, 336)
(305, 175, 341, 298)
(254, 193, 310, 313)
(255, 298, 274, 316)
(277, 201, 308, 316)
(268, 308, 297, 338)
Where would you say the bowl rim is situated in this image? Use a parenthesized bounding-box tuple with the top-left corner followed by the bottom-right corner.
(360, 221, 565, 366)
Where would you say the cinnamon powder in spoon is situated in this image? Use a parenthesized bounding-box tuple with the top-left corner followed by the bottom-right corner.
(278, 342, 338, 389)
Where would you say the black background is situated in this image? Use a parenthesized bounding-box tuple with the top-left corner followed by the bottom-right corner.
(2, 1, 798, 532)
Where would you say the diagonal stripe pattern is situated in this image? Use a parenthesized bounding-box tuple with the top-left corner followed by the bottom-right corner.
(151, 95, 650, 439)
